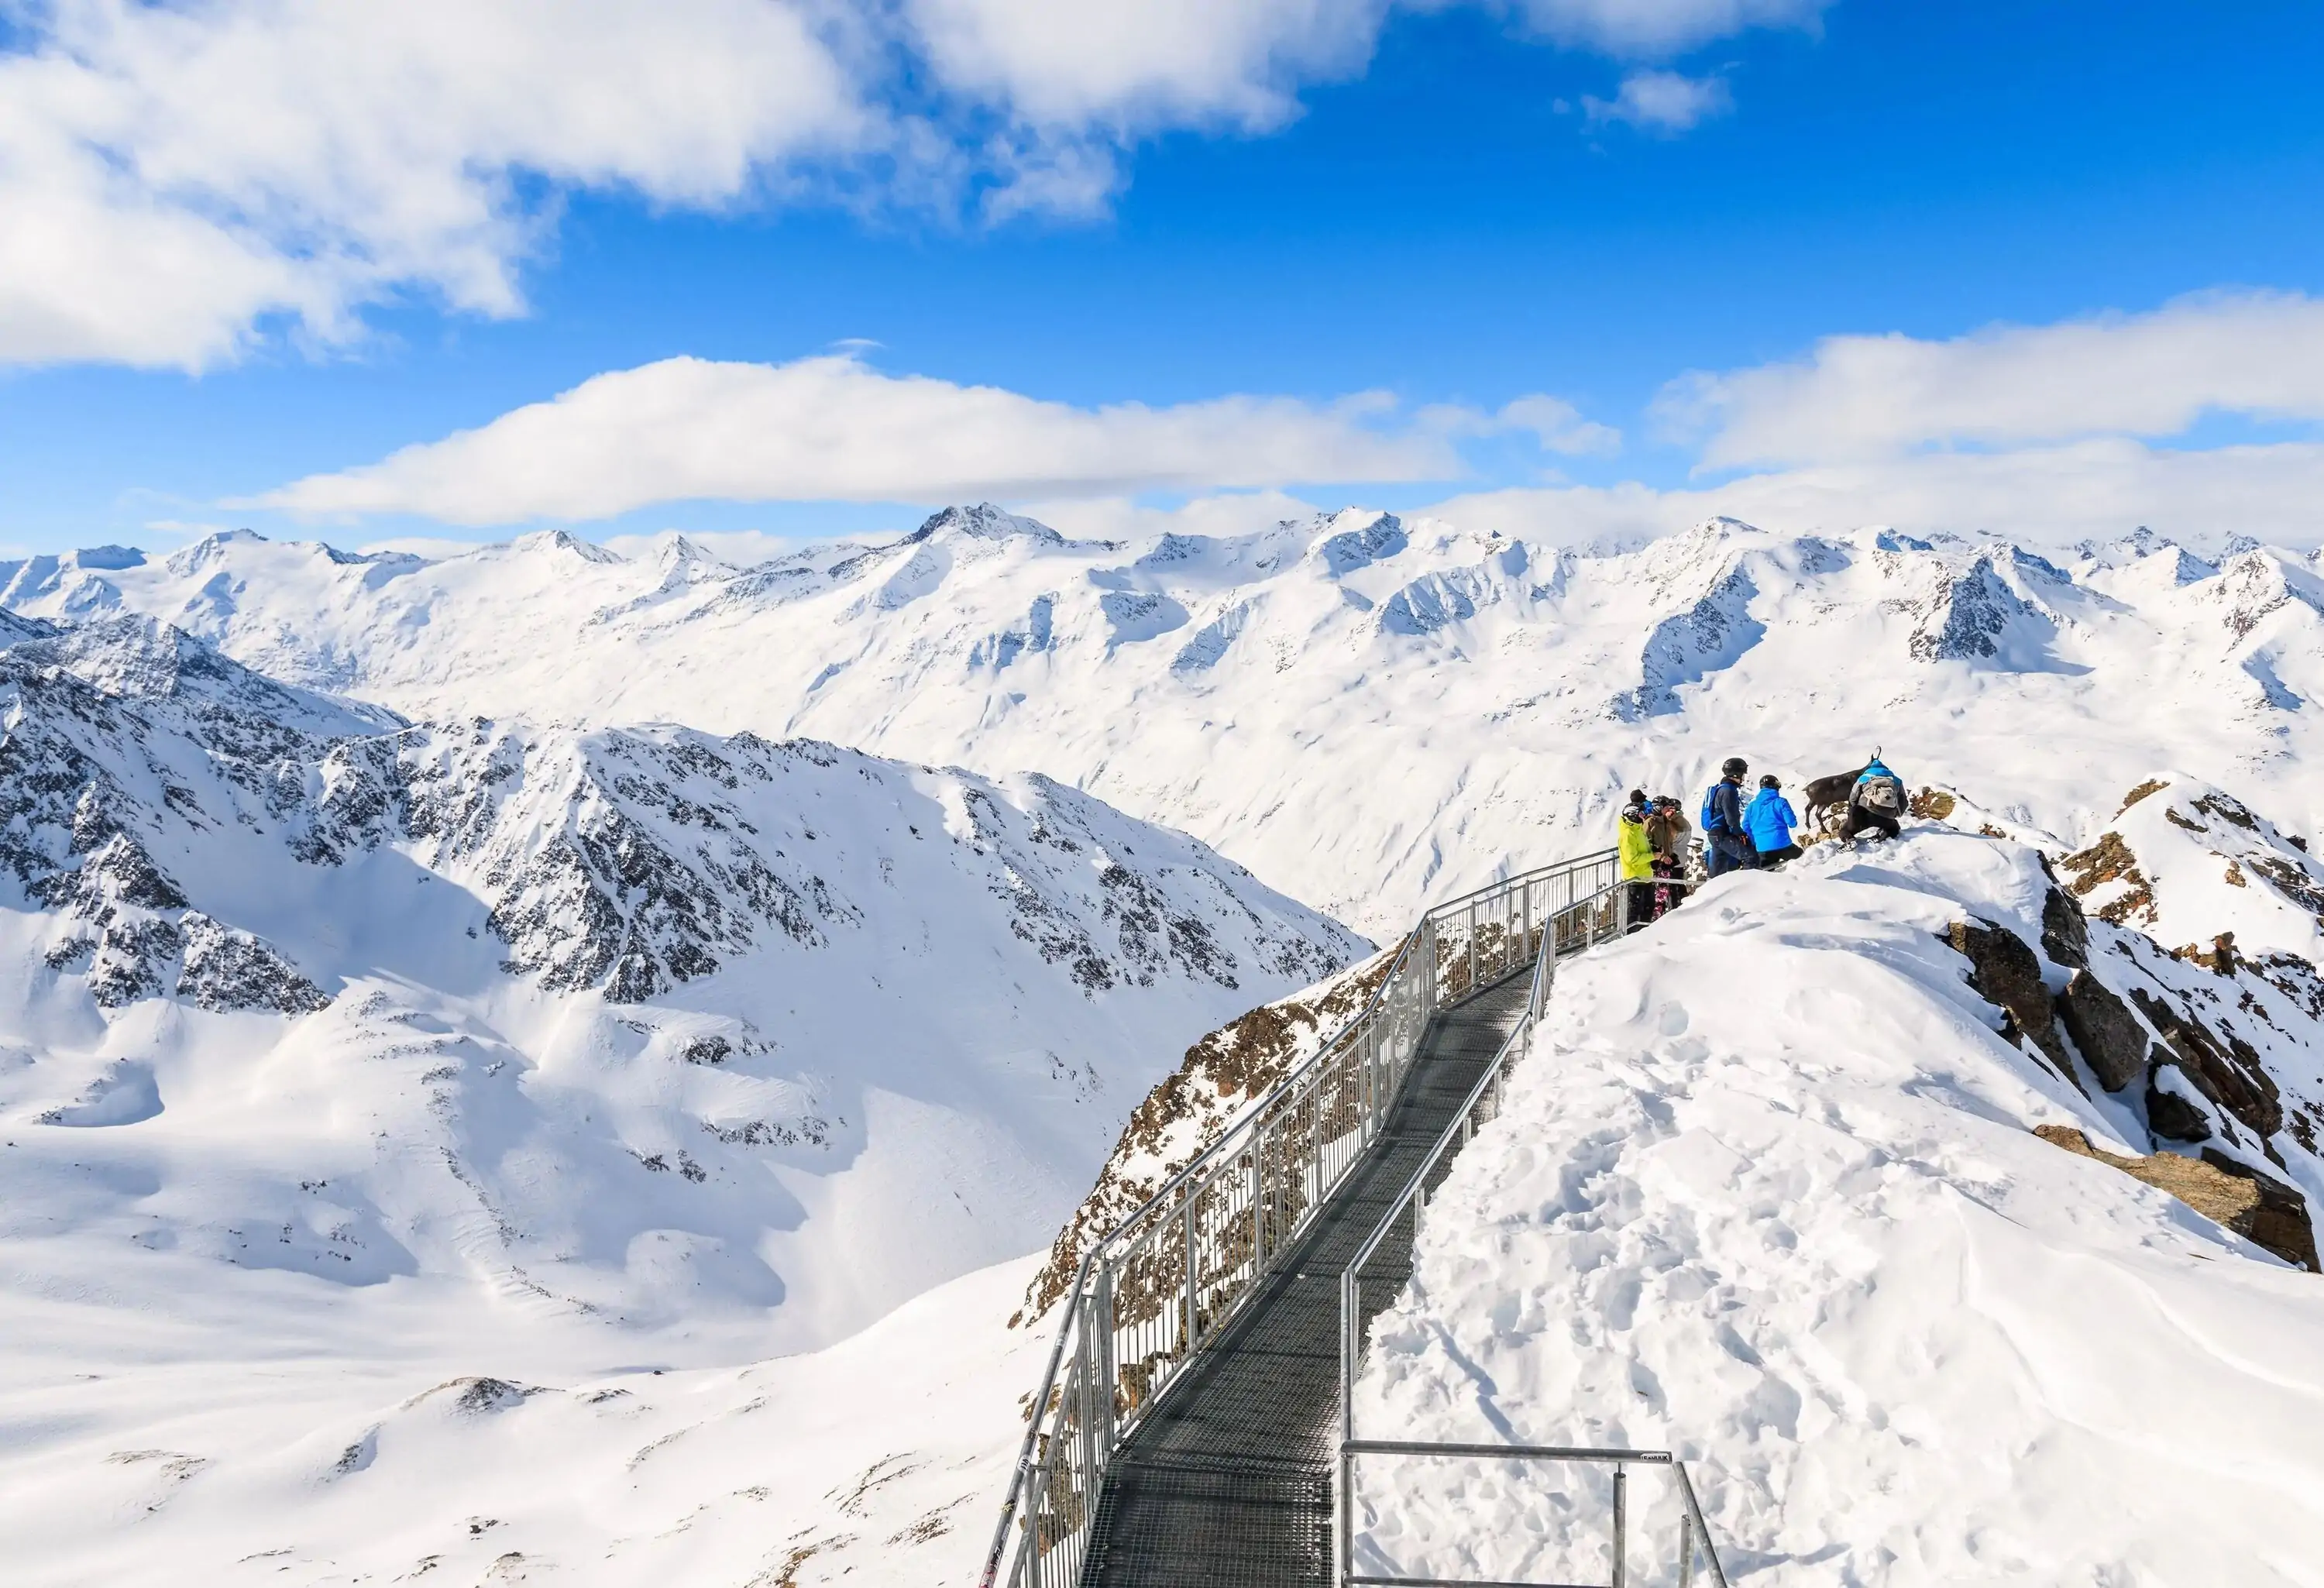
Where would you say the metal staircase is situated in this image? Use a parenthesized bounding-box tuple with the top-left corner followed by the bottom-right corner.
(981, 855, 1730, 1588)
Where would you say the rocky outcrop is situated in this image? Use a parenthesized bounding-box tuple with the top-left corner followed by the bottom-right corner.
(2058, 831, 2157, 927)
(2054, 969, 2147, 1091)
(1907, 555, 2044, 662)
(1948, 918, 2070, 1074)
(2035, 1126, 2319, 1273)
(2129, 987, 2283, 1142)
(1017, 949, 1394, 1322)
(2040, 882, 2089, 968)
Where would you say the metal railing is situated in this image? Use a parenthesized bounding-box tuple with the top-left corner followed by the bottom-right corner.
(982, 852, 1621, 1588)
(1336, 892, 1731, 1588)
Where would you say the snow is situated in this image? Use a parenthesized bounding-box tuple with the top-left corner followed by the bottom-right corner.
(1352, 827, 2324, 1586)
(16, 512, 2324, 940)
(7, 507, 2324, 1583)
(0, 612, 1363, 1584)
(0, 1247, 1045, 1584)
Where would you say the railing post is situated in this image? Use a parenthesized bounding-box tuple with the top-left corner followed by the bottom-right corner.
(1095, 1262, 1118, 1458)
(1611, 1463, 1628, 1588)
(1466, 902, 1477, 998)
(1183, 1190, 1198, 1354)
(1677, 1512, 1695, 1588)
(1311, 1088, 1324, 1208)
(1250, 1144, 1266, 1277)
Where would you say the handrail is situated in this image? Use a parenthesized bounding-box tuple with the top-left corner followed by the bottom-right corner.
(1335, 883, 1732, 1588)
(982, 851, 1619, 1588)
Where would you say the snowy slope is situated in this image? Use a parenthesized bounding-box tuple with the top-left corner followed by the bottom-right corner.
(15, 511, 2324, 937)
(0, 613, 1367, 1584)
(0, 1250, 1047, 1586)
(1350, 824, 2324, 1586)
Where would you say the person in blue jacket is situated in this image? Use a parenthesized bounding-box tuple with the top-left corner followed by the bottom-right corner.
(1700, 757, 1754, 876)
(1745, 773, 1803, 868)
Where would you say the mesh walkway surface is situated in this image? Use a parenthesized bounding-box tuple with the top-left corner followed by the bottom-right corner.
(1079, 974, 1536, 1587)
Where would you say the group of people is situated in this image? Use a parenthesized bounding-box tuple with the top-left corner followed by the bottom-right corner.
(1618, 754, 1907, 927)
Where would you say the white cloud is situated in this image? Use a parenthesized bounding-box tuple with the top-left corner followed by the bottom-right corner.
(1420, 437, 2324, 552)
(1662, 290, 2324, 468)
(248, 353, 1496, 524)
(1500, 0, 1830, 57)
(904, 0, 1387, 133)
(0, 0, 1835, 371)
(0, 0, 865, 370)
(1494, 394, 1624, 455)
(1581, 69, 1733, 132)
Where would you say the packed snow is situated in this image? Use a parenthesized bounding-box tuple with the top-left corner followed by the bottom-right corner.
(1351, 824, 2324, 1586)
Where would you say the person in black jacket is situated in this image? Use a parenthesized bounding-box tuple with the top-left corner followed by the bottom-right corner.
(1701, 757, 1753, 877)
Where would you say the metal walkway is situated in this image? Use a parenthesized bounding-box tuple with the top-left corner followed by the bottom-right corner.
(1079, 976, 1537, 1587)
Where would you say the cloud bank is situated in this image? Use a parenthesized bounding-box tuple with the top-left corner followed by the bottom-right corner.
(250, 353, 1606, 523)
(1662, 290, 2324, 467)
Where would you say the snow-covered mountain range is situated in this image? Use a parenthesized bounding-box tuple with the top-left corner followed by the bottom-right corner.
(12, 508, 2324, 938)
(7, 504, 2324, 1583)
(0, 607, 1360, 1583)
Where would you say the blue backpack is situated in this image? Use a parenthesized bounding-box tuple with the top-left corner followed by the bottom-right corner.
(1700, 782, 1728, 834)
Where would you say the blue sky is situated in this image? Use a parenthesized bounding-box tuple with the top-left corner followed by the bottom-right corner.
(5, 1, 2324, 555)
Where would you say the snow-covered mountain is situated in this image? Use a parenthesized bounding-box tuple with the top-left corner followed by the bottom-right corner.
(1352, 818, 2324, 1584)
(13, 507, 2324, 1584)
(15, 510, 2324, 937)
(0, 611, 1363, 1583)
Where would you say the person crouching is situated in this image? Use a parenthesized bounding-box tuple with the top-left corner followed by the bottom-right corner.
(1746, 774, 1803, 868)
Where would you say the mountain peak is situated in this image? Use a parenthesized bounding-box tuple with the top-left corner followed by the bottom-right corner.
(905, 503, 1064, 546)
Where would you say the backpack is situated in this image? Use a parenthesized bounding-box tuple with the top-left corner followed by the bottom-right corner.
(1700, 783, 1728, 834)
(1858, 775, 1903, 813)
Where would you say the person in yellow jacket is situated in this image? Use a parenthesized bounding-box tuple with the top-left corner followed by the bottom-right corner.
(1618, 789, 1655, 932)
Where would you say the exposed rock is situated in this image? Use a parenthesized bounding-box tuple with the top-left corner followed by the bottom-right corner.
(2130, 987, 2284, 1139)
(1909, 787, 1957, 821)
(1018, 950, 1394, 1322)
(2034, 1126, 2319, 1272)
(2145, 1074, 2215, 1143)
(2053, 970, 2147, 1091)
(2040, 884, 2089, 968)
(2057, 830, 2157, 926)
(2119, 778, 2170, 813)
(177, 913, 332, 1015)
(1948, 918, 2070, 1074)
(1908, 555, 2040, 662)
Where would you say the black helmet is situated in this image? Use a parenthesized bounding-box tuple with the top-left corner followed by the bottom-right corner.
(1760, 773, 1780, 789)
(1721, 756, 1748, 779)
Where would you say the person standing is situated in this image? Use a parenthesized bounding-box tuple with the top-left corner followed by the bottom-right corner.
(1745, 774, 1803, 868)
(1700, 758, 1753, 877)
(1618, 789, 1655, 930)
(1645, 794, 1691, 916)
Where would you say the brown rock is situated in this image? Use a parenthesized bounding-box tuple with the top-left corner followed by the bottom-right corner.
(1949, 918, 2071, 1076)
(2053, 970, 2147, 1091)
(2058, 831, 2157, 926)
(2034, 1126, 2319, 1273)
